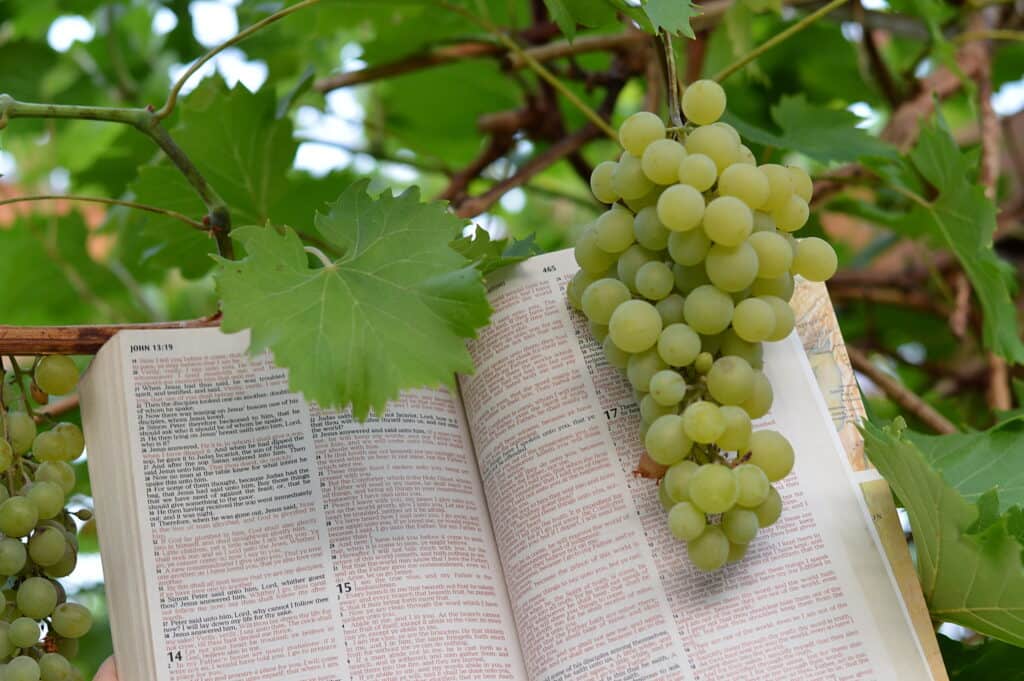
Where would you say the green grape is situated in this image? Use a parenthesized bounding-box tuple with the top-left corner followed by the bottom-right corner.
(602, 336, 631, 370)
(8, 617, 38, 648)
(668, 501, 706, 541)
(613, 152, 656, 200)
(51, 603, 92, 639)
(731, 298, 776, 343)
(44, 546, 77, 580)
(694, 352, 714, 375)
(617, 245, 658, 292)
(787, 165, 813, 202)
(717, 405, 752, 451)
(26, 482, 64, 521)
(7, 413, 35, 457)
(720, 330, 763, 370)
(590, 160, 619, 204)
(593, 206, 635, 254)
(58, 422, 87, 461)
(658, 479, 676, 511)
(656, 184, 704, 232)
(55, 638, 78, 659)
(0, 538, 26, 576)
(722, 508, 759, 544)
(0, 441, 11, 475)
(711, 122, 741, 146)
(676, 153, 717, 191)
(0, 498, 38, 538)
(633, 206, 670, 250)
(758, 295, 795, 342)
(38, 653, 72, 681)
(34, 357, 79, 397)
(589, 322, 608, 343)
(687, 526, 729, 571)
(581, 278, 631, 325)
(740, 371, 773, 419)
(754, 486, 783, 527)
(667, 228, 710, 266)
(609, 300, 662, 353)
(641, 138, 687, 185)
(734, 463, 770, 508)
(706, 356, 755, 405)
(752, 211, 776, 232)
(635, 261, 674, 301)
(17, 578, 57, 619)
(701, 196, 753, 247)
(2, 379, 20, 408)
(623, 185, 663, 213)
(681, 79, 726, 125)
(750, 272, 794, 301)
(747, 231, 793, 279)
(567, 270, 599, 310)
(31, 431, 65, 464)
(758, 164, 794, 213)
(649, 370, 686, 406)
(655, 294, 686, 327)
(7, 656, 40, 681)
(748, 430, 794, 481)
(705, 242, 758, 292)
(663, 460, 699, 502)
(792, 237, 838, 282)
(573, 227, 616, 275)
(773, 194, 809, 232)
(672, 263, 710, 294)
(737, 145, 756, 166)
(657, 324, 701, 367)
(645, 414, 692, 466)
(682, 401, 725, 444)
(684, 125, 738, 172)
(717, 164, 769, 210)
(619, 111, 665, 156)
(682, 285, 733, 335)
(641, 394, 677, 425)
(727, 541, 749, 563)
(688, 464, 738, 513)
(28, 528, 66, 567)
(627, 349, 668, 392)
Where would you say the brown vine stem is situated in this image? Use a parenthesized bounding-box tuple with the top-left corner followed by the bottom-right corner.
(0, 195, 206, 231)
(847, 346, 957, 434)
(0, 314, 222, 356)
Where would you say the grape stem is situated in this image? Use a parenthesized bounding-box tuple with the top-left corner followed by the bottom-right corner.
(658, 30, 685, 130)
(6, 357, 36, 421)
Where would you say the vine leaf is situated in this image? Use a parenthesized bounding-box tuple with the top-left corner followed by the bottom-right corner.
(939, 633, 1024, 680)
(643, 0, 701, 37)
(214, 181, 491, 419)
(450, 227, 540, 276)
(864, 419, 1024, 645)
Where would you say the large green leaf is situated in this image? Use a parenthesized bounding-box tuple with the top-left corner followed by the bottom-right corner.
(215, 182, 491, 418)
(864, 419, 1024, 645)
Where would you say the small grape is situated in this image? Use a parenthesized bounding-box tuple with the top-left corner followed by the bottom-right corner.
(590, 161, 619, 204)
(759, 164, 794, 213)
(682, 401, 725, 444)
(645, 414, 692, 466)
(51, 603, 92, 639)
(747, 231, 794, 279)
(634, 261, 673, 301)
(792, 237, 838, 282)
(38, 653, 72, 681)
(773, 194, 809, 232)
(748, 430, 794, 481)
(753, 486, 783, 527)
(758, 295, 795, 342)
(727, 541, 749, 563)
(737, 145, 756, 166)
(656, 184, 705, 232)
(602, 336, 631, 370)
(31, 431, 63, 464)
(718, 164, 769, 210)
(617, 245, 658, 292)
(17, 577, 57, 619)
(688, 464, 738, 513)
(29, 527, 67, 567)
(663, 460, 699, 502)
(641, 139, 687, 185)
(722, 508, 759, 544)
(694, 352, 714, 374)
(0, 497, 38, 538)
(623, 185, 663, 213)
(7, 413, 36, 456)
(682, 285, 733, 335)
(44, 547, 77, 580)
(658, 479, 677, 511)
(649, 370, 686, 406)
(750, 272, 795, 301)
(633, 206, 671, 251)
(609, 300, 663, 353)
(581, 278, 631, 325)
(26, 481, 65, 520)
(667, 228, 710, 267)
(573, 227, 617, 275)
(8, 617, 39, 648)
(657, 324, 702, 367)
(731, 297, 776, 343)
(684, 125, 739, 172)
(702, 196, 753, 247)
(0, 538, 26, 576)
(613, 152, 655, 200)
(740, 371, 773, 419)
(655, 294, 687, 327)
(734, 463, 771, 507)
(641, 394, 677, 424)
(34, 356, 79, 397)
(594, 206, 635, 254)
(619, 112, 666, 156)
(717, 405, 752, 451)
(687, 526, 730, 571)
(706, 356, 755, 405)
(672, 263, 710, 294)
(677, 153, 717, 191)
(705, 242, 759, 293)
(787, 165, 813, 202)
(668, 501, 706, 541)
(711, 122, 741, 146)
(589, 321, 608, 342)
(681, 79, 726, 125)
(628, 349, 669, 394)
(567, 270, 599, 310)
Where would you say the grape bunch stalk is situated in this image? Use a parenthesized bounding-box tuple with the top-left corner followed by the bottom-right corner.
(0, 356, 95, 681)
(567, 80, 838, 572)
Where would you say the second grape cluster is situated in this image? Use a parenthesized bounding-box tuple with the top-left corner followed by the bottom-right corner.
(567, 80, 838, 572)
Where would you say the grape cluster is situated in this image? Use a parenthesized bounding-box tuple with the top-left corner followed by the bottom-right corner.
(567, 80, 837, 572)
(0, 356, 94, 681)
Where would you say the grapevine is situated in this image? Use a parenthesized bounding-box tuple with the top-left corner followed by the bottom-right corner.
(568, 80, 837, 572)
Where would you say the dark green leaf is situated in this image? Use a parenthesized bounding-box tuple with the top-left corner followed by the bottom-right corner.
(940, 634, 1024, 680)
(643, 0, 701, 38)
(450, 227, 540, 275)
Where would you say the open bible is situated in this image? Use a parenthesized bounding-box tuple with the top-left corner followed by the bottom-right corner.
(79, 248, 946, 681)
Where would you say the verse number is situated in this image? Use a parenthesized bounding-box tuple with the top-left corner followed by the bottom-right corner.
(337, 581, 353, 594)
(604, 407, 618, 420)
(168, 651, 183, 663)
(543, 265, 557, 273)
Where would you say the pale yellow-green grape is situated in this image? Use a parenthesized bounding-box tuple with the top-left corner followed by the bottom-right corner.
(717, 164, 769, 210)
(753, 486, 783, 527)
(649, 369, 686, 406)
(627, 349, 668, 392)
(659, 479, 677, 511)
(676, 153, 717, 191)
(750, 272, 795, 301)
(574, 226, 617, 275)
(590, 321, 608, 342)
(613, 151, 655, 200)
(34, 356, 80, 396)
(792, 237, 838, 282)
(673, 263, 711, 294)
(567, 270, 599, 310)
(624, 185, 664, 213)
(635, 261, 675, 301)
(32, 431, 65, 463)
(688, 526, 730, 571)
(641, 138, 687, 185)
(758, 164, 794, 213)
(619, 111, 666, 156)
(667, 228, 710, 266)
(727, 541, 749, 562)
(773, 194, 810, 232)
(717, 405, 753, 451)
(701, 196, 753, 247)
(748, 430, 794, 481)
(617, 244, 659, 292)
(711, 121, 741, 146)
(720, 329, 763, 369)
(734, 463, 770, 507)
(664, 459, 699, 502)
(705, 242, 759, 292)
(682, 401, 726, 444)
(581, 278, 631, 325)
(787, 165, 813, 202)
(682, 79, 727, 125)
(683, 284, 733, 335)
(655, 294, 687, 326)
(722, 508, 759, 544)
(759, 295, 795, 341)
(688, 463, 738, 513)
(752, 211, 776, 232)
(633, 206, 671, 251)
(737, 145, 756, 166)
(610, 299, 663, 353)
(747, 231, 793, 279)
(684, 125, 739, 172)
(594, 205, 635, 254)
(731, 297, 776, 343)
(602, 336, 631, 370)
(7, 412, 36, 456)
(694, 351, 714, 374)
(641, 393, 677, 424)
(54, 422, 84, 461)
(645, 414, 692, 465)
(706, 356, 755, 405)
(668, 501, 706, 541)
(590, 160, 619, 204)
(740, 370, 773, 419)
(657, 323, 702, 367)
(656, 184, 705, 231)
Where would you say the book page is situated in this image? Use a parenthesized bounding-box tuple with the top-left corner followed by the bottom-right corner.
(85, 329, 525, 681)
(459, 249, 935, 681)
